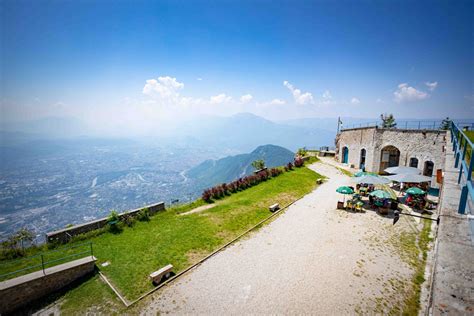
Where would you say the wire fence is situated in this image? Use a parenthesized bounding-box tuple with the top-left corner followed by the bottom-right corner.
(0, 242, 93, 282)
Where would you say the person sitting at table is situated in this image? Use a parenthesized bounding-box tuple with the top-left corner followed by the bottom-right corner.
(369, 194, 374, 205)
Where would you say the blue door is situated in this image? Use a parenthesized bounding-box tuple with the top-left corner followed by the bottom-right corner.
(342, 147, 349, 163)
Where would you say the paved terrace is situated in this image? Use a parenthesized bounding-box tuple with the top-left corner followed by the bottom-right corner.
(429, 131, 474, 314)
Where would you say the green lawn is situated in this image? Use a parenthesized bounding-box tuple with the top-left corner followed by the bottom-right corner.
(2, 164, 322, 312)
(465, 130, 474, 143)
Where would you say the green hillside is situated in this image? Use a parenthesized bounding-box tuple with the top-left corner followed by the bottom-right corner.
(186, 144, 295, 188)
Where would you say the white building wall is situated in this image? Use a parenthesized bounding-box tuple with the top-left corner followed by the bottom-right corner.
(336, 127, 447, 178)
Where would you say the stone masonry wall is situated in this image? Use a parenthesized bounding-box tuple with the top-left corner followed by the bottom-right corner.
(336, 127, 447, 177)
(46, 201, 165, 244)
(336, 127, 378, 170)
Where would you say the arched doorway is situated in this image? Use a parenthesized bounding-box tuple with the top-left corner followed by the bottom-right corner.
(359, 149, 366, 170)
(409, 157, 419, 168)
(380, 145, 400, 172)
(342, 146, 349, 164)
(423, 161, 434, 177)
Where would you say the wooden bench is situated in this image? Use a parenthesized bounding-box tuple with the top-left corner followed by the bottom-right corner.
(149, 264, 173, 284)
(269, 203, 280, 212)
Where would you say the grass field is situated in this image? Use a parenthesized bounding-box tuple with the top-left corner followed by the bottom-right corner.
(2, 163, 322, 313)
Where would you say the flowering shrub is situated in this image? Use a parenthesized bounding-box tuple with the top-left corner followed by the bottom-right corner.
(202, 167, 284, 202)
(294, 157, 304, 167)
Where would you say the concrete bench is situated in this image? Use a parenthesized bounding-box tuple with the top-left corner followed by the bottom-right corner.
(269, 203, 280, 212)
(149, 264, 173, 284)
(316, 179, 323, 184)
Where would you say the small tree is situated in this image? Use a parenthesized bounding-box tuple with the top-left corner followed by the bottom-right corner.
(251, 159, 266, 171)
(1, 228, 35, 259)
(297, 147, 307, 157)
(380, 113, 397, 128)
(440, 117, 451, 130)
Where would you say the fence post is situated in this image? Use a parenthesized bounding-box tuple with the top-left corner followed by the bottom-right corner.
(41, 254, 45, 275)
(90, 242, 94, 257)
(458, 185, 468, 214)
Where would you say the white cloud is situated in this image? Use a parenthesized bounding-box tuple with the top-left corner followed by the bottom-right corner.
(142, 76, 184, 99)
(425, 81, 438, 91)
(197, 77, 203, 81)
(283, 81, 314, 105)
(322, 90, 332, 100)
(320, 90, 333, 105)
(350, 97, 360, 105)
(393, 83, 429, 103)
(240, 94, 253, 103)
(210, 93, 232, 104)
(269, 98, 285, 105)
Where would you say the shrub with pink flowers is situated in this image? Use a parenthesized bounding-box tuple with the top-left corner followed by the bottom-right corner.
(202, 167, 284, 202)
(294, 157, 304, 167)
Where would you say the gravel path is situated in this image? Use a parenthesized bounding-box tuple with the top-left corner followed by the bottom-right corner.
(139, 158, 415, 315)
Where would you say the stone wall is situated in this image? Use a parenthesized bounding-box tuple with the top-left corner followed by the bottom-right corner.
(336, 127, 447, 179)
(46, 202, 165, 244)
(336, 127, 378, 169)
(0, 256, 96, 314)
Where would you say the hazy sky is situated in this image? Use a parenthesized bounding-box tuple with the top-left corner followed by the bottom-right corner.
(1, 0, 473, 134)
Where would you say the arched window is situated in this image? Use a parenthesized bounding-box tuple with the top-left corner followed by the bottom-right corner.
(359, 149, 366, 170)
(380, 145, 400, 172)
(342, 146, 349, 164)
(409, 157, 419, 168)
(423, 161, 434, 177)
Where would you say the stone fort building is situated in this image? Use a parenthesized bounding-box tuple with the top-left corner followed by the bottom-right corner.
(335, 126, 447, 180)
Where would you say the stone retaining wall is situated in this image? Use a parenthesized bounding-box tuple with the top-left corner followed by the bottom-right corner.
(0, 256, 96, 314)
(46, 202, 165, 244)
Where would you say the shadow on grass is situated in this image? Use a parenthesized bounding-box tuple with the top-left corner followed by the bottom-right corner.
(8, 268, 99, 316)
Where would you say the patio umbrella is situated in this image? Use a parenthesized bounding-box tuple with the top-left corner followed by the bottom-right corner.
(384, 166, 421, 175)
(354, 175, 391, 185)
(384, 174, 432, 183)
(336, 186, 354, 202)
(369, 190, 392, 199)
(353, 171, 371, 177)
(336, 186, 354, 194)
(405, 187, 426, 195)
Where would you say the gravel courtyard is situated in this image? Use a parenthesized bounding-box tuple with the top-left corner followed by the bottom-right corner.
(138, 159, 421, 314)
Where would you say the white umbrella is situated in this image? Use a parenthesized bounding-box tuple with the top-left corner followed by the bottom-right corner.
(384, 166, 421, 175)
(384, 173, 432, 183)
(353, 175, 391, 185)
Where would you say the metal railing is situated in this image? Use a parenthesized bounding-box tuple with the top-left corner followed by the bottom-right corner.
(341, 120, 474, 131)
(0, 242, 93, 281)
(450, 122, 474, 214)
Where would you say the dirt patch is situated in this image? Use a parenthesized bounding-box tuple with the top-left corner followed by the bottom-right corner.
(179, 204, 216, 216)
(185, 249, 210, 265)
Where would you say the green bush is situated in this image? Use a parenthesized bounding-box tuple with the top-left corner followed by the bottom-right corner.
(137, 208, 150, 222)
(107, 210, 122, 234)
(122, 215, 136, 227)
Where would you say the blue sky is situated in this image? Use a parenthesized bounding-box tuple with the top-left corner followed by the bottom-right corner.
(1, 0, 473, 133)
